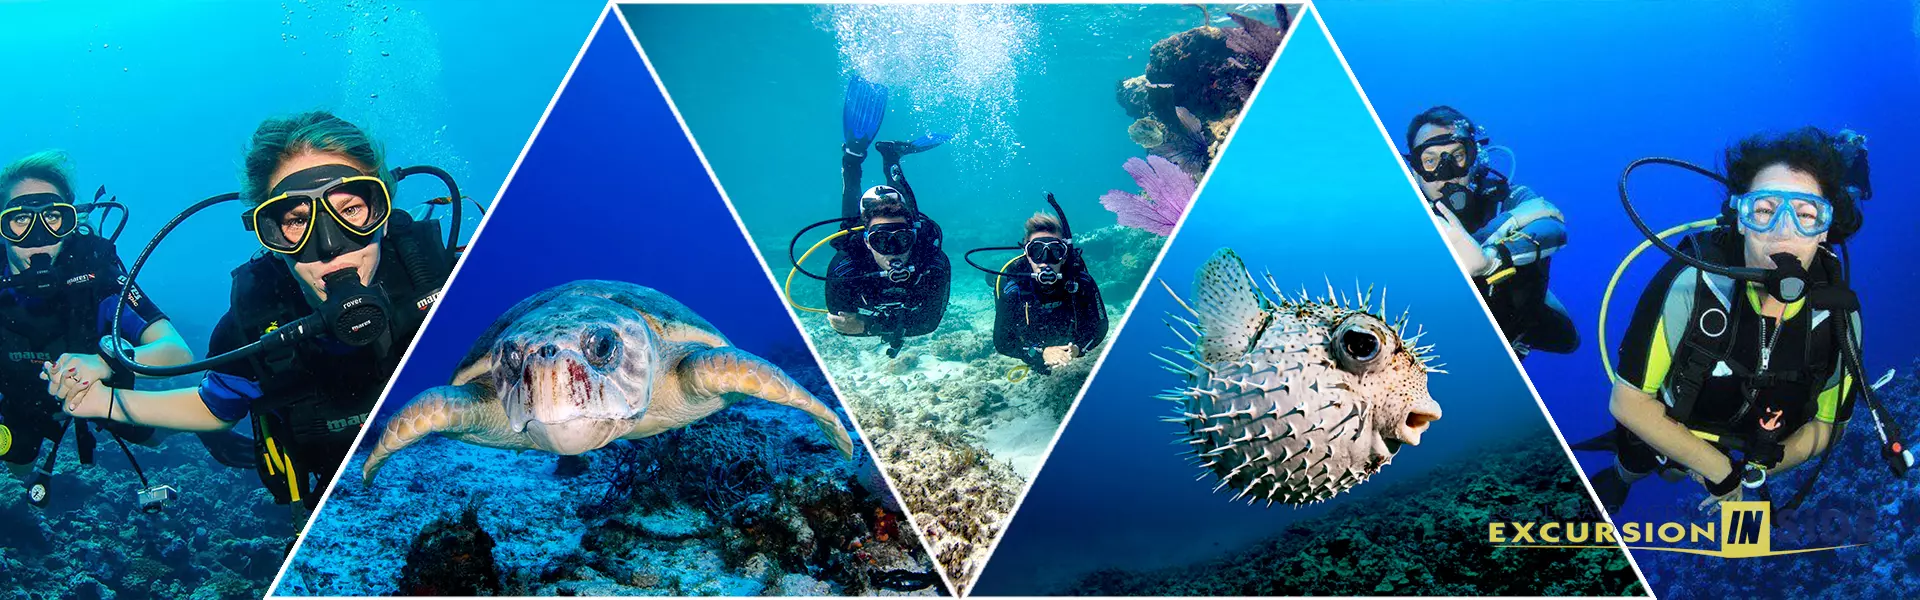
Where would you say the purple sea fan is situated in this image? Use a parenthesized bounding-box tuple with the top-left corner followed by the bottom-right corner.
(1101, 155, 1196, 236)
(1224, 10, 1286, 68)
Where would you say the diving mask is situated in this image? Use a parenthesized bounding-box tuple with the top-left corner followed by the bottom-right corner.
(1026, 237, 1069, 285)
(865, 222, 917, 256)
(245, 164, 393, 263)
(2, 193, 78, 247)
(1733, 189, 1832, 237)
(1407, 121, 1480, 183)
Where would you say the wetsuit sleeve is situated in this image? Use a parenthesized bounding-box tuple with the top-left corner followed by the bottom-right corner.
(902, 251, 950, 337)
(1615, 258, 1689, 394)
(94, 278, 167, 342)
(824, 252, 862, 318)
(1074, 276, 1109, 351)
(994, 283, 1025, 359)
(1486, 188, 1567, 269)
(196, 311, 260, 422)
(1815, 311, 1862, 424)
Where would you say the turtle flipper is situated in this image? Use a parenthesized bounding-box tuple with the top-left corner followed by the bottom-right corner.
(361, 383, 518, 485)
(679, 346, 855, 458)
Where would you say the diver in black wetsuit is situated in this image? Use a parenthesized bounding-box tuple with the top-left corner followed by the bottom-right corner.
(990, 211, 1107, 375)
(821, 75, 953, 357)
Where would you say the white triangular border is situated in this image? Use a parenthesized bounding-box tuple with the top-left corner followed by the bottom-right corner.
(1310, 1, 1655, 594)
(609, 5, 956, 596)
(266, 4, 616, 597)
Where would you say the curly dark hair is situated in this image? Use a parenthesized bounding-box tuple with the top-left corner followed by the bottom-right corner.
(1404, 105, 1473, 151)
(1722, 127, 1862, 244)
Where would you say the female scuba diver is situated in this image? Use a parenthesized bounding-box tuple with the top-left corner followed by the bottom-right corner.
(1, 151, 254, 511)
(50, 111, 459, 513)
(790, 75, 953, 358)
(1584, 127, 1901, 514)
(968, 196, 1108, 375)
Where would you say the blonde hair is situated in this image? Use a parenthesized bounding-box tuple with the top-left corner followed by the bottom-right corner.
(1024, 212, 1063, 241)
(2, 150, 77, 201)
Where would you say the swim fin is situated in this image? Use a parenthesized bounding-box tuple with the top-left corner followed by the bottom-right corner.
(1569, 431, 1617, 453)
(876, 132, 953, 159)
(843, 75, 889, 154)
(1587, 465, 1632, 514)
(196, 430, 260, 469)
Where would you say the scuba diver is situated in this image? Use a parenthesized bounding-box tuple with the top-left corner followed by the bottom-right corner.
(1403, 106, 1579, 359)
(788, 75, 953, 358)
(966, 195, 1108, 375)
(1583, 127, 1911, 513)
(50, 111, 460, 515)
(1, 151, 252, 511)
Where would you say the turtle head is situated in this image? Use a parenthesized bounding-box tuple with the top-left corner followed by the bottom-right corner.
(493, 303, 659, 455)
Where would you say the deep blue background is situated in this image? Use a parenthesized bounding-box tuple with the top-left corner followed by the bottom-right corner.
(976, 13, 1567, 593)
(1317, 0, 1920, 516)
(373, 14, 816, 422)
(1316, 0, 1920, 592)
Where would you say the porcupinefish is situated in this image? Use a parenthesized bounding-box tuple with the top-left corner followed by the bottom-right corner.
(1156, 248, 1442, 506)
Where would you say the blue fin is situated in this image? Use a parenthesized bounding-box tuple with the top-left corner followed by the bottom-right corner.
(842, 75, 889, 152)
(876, 132, 952, 158)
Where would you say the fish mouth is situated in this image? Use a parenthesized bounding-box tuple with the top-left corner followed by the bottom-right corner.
(1388, 396, 1443, 451)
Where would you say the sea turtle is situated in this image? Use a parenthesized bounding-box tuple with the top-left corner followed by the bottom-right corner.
(362, 280, 854, 484)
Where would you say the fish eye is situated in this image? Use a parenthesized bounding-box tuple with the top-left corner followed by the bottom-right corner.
(583, 326, 622, 368)
(1331, 315, 1394, 374)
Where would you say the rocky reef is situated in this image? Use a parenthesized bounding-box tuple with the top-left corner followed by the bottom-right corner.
(0, 424, 293, 600)
(278, 350, 937, 596)
(1115, 4, 1291, 178)
(1057, 430, 1644, 596)
(1636, 357, 1920, 599)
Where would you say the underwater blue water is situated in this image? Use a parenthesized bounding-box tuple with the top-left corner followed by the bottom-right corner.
(1319, 0, 1920, 591)
(624, 3, 1247, 288)
(976, 14, 1569, 593)
(0, 0, 599, 375)
(368, 11, 823, 424)
(0, 1, 599, 595)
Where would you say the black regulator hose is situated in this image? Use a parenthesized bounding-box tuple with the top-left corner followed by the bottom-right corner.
(101, 192, 333, 377)
(392, 165, 463, 252)
(1619, 157, 1808, 302)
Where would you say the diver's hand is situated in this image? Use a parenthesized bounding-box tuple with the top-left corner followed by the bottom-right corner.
(1042, 345, 1077, 368)
(1690, 464, 1743, 510)
(1431, 203, 1492, 276)
(50, 353, 112, 388)
(43, 363, 112, 420)
(828, 312, 869, 335)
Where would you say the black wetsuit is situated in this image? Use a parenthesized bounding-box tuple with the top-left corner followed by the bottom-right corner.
(1609, 229, 1856, 474)
(0, 235, 163, 466)
(197, 212, 450, 508)
(1458, 182, 1579, 355)
(993, 268, 1107, 372)
(824, 146, 952, 346)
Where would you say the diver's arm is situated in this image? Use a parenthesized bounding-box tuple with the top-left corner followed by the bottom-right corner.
(994, 289, 1023, 359)
(1609, 381, 1737, 482)
(1774, 421, 1837, 473)
(1432, 203, 1493, 277)
(99, 388, 235, 432)
(1074, 279, 1109, 352)
(127, 319, 193, 370)
(903, 257, 951, 337)
(1492, 215, 1567, 269)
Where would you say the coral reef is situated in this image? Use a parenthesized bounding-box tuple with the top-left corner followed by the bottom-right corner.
(0, 426, 293, 600)
(278, 351, 937, 597)
(1057, 430, 1643, 596)
(397, 496, 502, 595)
(1116, 5, 1291, 178)
(1634, 357, 1920, 599)
(1100, 155, 1195, 236)
(803, 222, 1161, 594)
